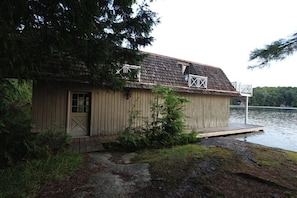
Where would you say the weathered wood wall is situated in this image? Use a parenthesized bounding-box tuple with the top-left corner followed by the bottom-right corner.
(32, 80, 230, 136)
(183, 93, 230, 130)
(32, 80, 68, 132)
(90, 88, 154, 136)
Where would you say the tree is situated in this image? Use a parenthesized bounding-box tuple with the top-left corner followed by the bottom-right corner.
(248, 32, 297, 69)
(0, 0, 159, 88)
(248, 87, 297, 107)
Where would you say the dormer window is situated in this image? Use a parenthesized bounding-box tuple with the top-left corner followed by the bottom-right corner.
(178, 62, 208, 89)
(116, 64, 141, 82)
(178, 62, 190, 74)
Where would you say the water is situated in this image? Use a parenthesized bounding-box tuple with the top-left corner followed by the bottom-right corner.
(229, 107, 297, 152)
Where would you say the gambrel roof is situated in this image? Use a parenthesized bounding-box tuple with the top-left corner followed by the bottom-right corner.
(1, 51, 238, 96)
(127, 52, 239, 97)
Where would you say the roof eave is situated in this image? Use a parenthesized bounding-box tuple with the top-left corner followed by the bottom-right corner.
(126, 82, 240, 97)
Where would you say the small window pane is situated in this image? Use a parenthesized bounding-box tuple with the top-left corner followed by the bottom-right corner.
(78, 106, 84, 112)
(78, 99, 84, 106)
(72, 94, 77, 100)
(72, 93, 90, 113)
(72, 100, 77, 106)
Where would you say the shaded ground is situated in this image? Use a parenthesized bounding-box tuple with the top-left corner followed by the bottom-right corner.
(37, 137, 297, 198)
(37, 152, 150, 198)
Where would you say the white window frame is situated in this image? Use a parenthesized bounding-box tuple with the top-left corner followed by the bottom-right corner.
(232, 82, 253, 97)
(116, 64, 141, 82)
(188, 74, 208, 89)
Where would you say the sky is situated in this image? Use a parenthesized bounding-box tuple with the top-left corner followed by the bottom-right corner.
(143, 0, 297, 87)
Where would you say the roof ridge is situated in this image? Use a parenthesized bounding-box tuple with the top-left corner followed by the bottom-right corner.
(141, 50, 221, 69)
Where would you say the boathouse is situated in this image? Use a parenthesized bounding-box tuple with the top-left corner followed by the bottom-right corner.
(30, 52, 239, 140)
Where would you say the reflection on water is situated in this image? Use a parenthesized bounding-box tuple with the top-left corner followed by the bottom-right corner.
(230, 108, 297, 152)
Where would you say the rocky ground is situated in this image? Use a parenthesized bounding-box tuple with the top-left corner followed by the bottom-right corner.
(37, 137, 297, 198)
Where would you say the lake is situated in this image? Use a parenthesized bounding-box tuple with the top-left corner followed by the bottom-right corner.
(229, 107, 297, 152)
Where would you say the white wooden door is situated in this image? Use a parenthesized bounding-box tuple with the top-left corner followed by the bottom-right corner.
(69, 92, 90, 137)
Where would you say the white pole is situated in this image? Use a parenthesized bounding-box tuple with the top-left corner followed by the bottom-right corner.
(245, 96, 248, 125)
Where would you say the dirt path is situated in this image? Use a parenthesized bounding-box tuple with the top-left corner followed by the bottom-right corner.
(37, 152, 151, 198)
(74, 152, 150, 198)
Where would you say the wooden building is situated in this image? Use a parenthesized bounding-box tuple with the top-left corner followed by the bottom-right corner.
(31, 52, 239, 139)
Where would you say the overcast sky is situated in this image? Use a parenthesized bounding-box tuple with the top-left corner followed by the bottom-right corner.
(143, 0, 297, 87)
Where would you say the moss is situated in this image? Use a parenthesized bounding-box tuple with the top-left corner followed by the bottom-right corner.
(284, 150, 297, 164)
(250, 146, 285, 167)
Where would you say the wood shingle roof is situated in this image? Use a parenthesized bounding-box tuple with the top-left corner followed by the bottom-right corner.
(2, 49, 238, 96)
(127, 52, 239, 97)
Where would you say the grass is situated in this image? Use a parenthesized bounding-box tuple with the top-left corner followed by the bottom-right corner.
(0, 151, 83, 198)
(285, 150, 297, 164)
(135, 144, 234, 176)
(136, 143, 233, 162)
(250, 146, 297, 167)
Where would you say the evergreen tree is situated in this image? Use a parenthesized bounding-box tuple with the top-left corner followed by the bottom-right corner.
(249, 32, 297, 69)
(0, 0, 159, 88)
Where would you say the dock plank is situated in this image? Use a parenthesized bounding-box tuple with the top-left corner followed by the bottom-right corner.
(71, 136, 104, 153)
(197, 123, 264, 138)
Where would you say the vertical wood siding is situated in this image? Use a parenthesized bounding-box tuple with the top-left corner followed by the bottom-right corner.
(32, 81, 230, 136)
(90, 89, 154, 136)
(183, 94, 230, 130)
(32, 81, 68, 132)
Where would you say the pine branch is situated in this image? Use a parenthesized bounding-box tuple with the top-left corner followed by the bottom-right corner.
(248, 33, 297, 69)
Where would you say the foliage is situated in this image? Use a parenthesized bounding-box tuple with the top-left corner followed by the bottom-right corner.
(152, 86, 190, 135)
(117, 127, 149, 151)
(0, 151, 82, 198)
(118, 85, 199, 150)
(0, 78, 71, 166)
(117, 98, 149, 150)
(249, 32, 297, 69)
(0, 107, 32, 167)
(0, 0, 159, 88)
(0, 78, 33, 167)
(0, 78, 32, 112)
(0, 120, 72, 168)
(0, 79, 80, 196)
(26, 126, 72, 159)
(232, 86, 297, 107)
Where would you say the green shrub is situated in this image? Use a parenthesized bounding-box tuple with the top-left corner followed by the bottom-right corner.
(26, 126, 71, 159)
(117, 127, 149, 151)
(118, 85, 199, 150)
(0, 107, 33, 167)
(0, 79, 33, 167)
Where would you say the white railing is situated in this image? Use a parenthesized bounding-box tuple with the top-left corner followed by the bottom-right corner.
(188, 74, 207, 89)
(116, 64, 141, 82)
(232, 82, 253, 97)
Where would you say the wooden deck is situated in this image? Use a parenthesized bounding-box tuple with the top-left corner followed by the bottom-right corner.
(71, 136, 105, 153)
(71, 135, 119, 153)
(70, 124, 264, 152)
(197, 123, 264, 138)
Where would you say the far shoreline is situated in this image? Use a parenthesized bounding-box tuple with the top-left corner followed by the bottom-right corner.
(230, 105, 297, 110)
